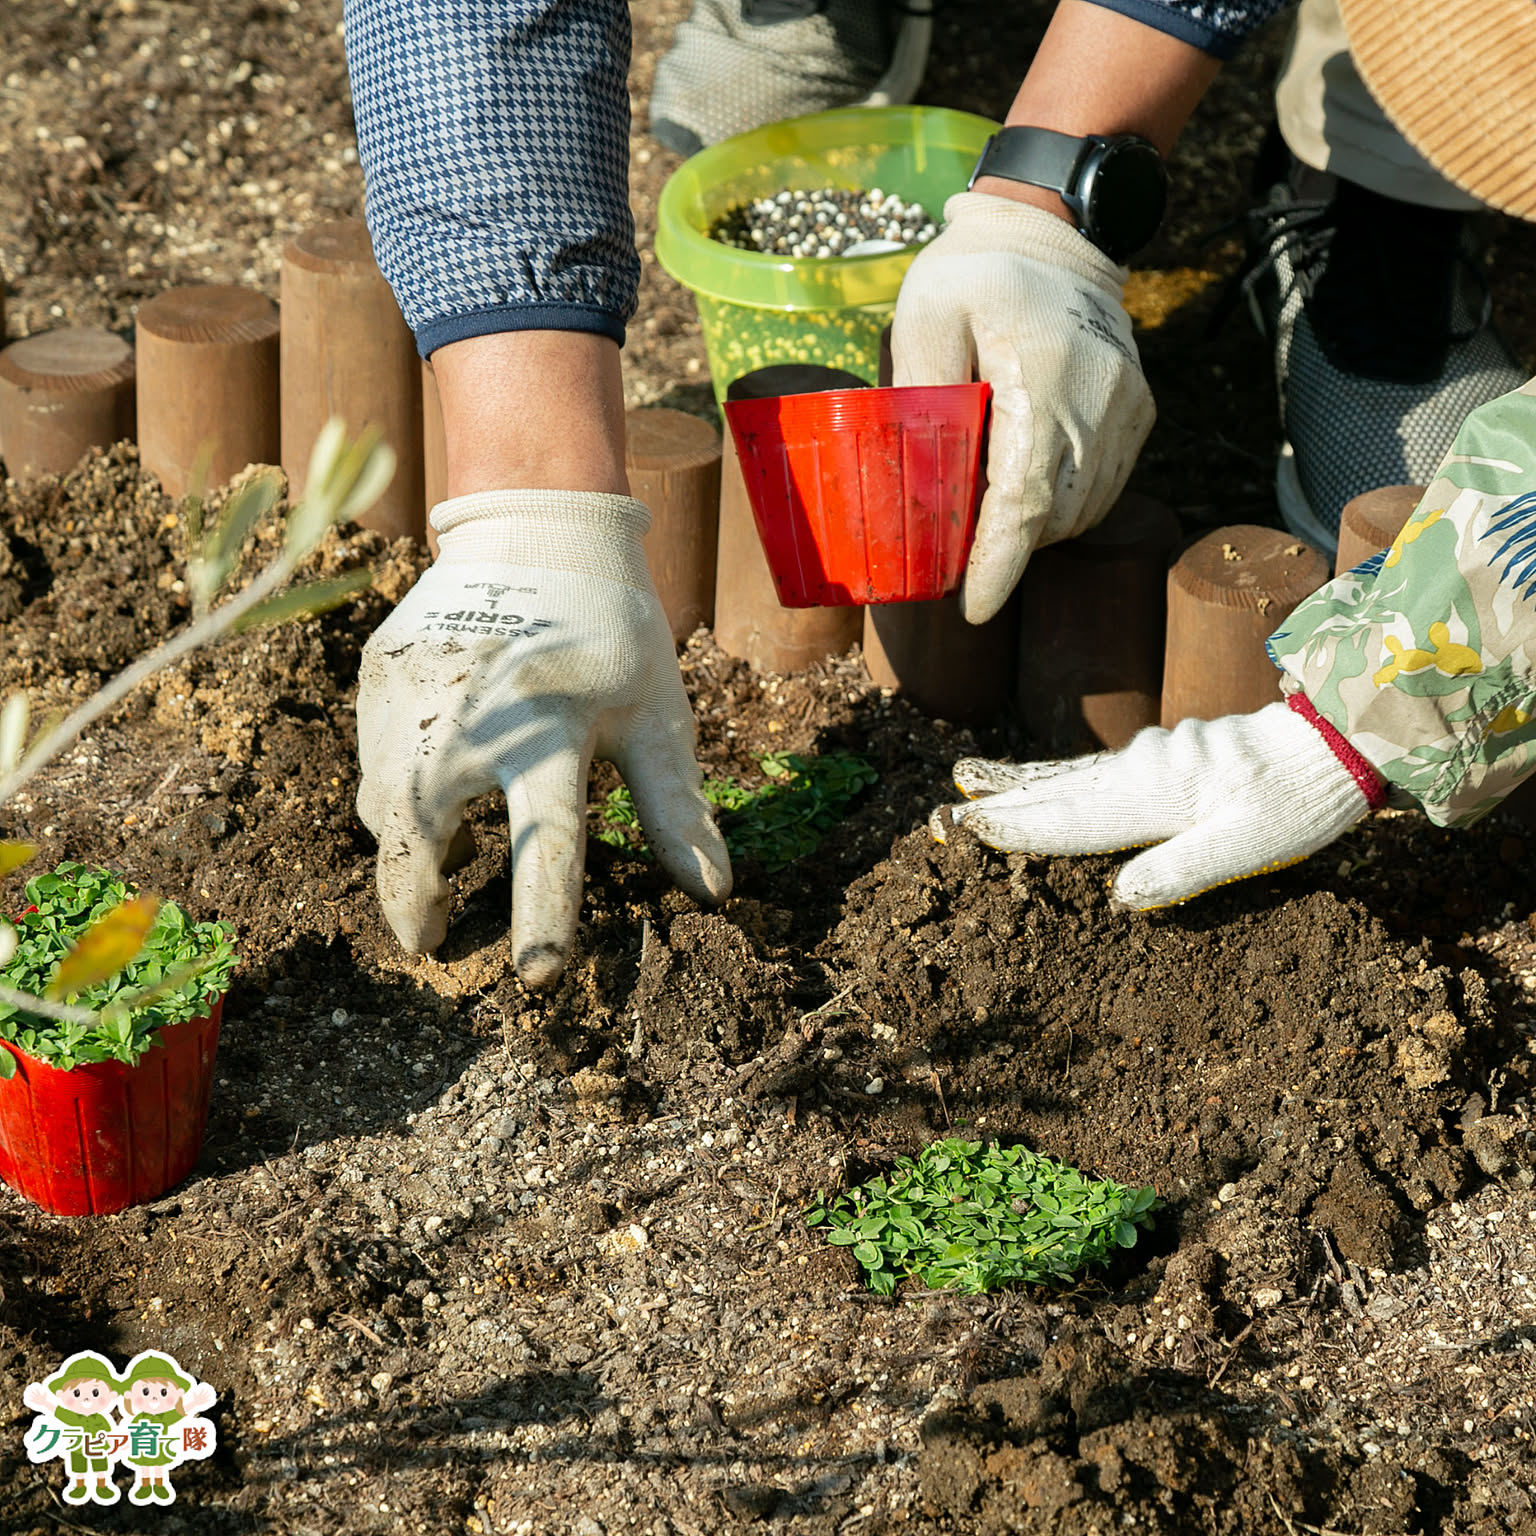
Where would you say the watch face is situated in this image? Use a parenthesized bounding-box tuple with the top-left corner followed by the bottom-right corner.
(1080, 138, 1168, 263)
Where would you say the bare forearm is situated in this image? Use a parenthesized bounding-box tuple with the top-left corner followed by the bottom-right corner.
(972, 0, 1221, 217)
(432, 331, 630, 499)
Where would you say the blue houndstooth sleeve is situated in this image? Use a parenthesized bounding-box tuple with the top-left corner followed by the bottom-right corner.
(343, 0, 639, 356)
(1079, 0, 1291, 59)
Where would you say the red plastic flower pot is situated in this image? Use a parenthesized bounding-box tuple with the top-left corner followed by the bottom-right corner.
(0, 997, 223, 1217)
(723, 381, 991, 606)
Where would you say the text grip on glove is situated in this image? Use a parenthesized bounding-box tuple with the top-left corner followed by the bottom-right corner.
(355, 490, 731, 985)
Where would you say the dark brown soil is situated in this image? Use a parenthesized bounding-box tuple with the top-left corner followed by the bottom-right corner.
(3, 3, 1536, 1534)
(2, 444, 1535, 1534)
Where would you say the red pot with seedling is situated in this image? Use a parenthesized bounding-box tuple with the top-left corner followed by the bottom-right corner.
(0, 862, 237, 1217)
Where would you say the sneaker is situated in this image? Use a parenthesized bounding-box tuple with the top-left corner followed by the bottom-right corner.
(1236, 164, 1527, 553)
(649, 0, 933, 157)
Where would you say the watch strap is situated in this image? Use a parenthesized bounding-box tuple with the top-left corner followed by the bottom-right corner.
(968, 126, 1166, 261)
(969, 126, 1092, 198)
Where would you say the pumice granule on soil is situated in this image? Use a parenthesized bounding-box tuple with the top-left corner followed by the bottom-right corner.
(710, 186, 938, 259)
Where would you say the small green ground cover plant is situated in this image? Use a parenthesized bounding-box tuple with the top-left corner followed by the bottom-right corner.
(807, 1137, 1160, 1295)
(0, 863, 237, 1073)
(594, 750, 877, 871)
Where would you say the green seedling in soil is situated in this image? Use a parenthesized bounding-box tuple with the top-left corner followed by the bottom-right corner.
(0, 863, 237, 1073)
(806, 1137, 1160, 1296)
(593, 750, 877, 872)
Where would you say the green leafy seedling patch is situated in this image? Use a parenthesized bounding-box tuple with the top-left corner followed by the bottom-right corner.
(806, 1137, 1159, 1296)
(0, 862, 237, 1072)
(593, 750, 876, 873)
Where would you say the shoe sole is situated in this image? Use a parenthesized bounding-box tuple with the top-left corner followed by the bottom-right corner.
(1275, 441, 1339, 560)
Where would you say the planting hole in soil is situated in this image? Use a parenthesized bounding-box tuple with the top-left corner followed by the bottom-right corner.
(3, 1, 1536, 1533)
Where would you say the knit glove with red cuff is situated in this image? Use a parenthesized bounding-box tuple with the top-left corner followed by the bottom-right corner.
(929, 696, 1386, 909)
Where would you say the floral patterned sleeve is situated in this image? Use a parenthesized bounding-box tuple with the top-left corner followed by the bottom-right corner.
(1268, 378, 1536, 827)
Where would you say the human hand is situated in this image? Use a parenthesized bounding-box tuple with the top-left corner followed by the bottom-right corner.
(930, 698, 1386, 909)
(356, 491, 731, 985)
(183, 1383, 216, 1414)
(23, 1383, 54, 1414)
(892, 192, 1155, 622)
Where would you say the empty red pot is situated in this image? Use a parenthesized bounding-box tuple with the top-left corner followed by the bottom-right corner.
(0, 998, 223, 1217)
(723, 381, 991, 606)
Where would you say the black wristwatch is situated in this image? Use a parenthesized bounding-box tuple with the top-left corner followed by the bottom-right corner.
(968, 126, 1168, 263)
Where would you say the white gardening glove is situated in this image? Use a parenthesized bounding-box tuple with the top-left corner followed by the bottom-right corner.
(930, 698, 1386, 909)
(356, 491, 731, 986)
(892, 192, 1155, 622)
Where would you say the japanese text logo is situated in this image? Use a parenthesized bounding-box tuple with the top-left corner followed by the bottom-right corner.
(22, 1350, 217, 1506)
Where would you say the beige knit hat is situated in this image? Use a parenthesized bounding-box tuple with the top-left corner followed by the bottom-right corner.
(1340, 0, 1536, 218)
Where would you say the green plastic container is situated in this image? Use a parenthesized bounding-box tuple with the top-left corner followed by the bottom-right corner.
(655, 106, 998, 403)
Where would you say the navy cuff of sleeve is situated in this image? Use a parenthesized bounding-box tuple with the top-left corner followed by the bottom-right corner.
(415, 303, 627, 359)
(1073, 0, 1244, 60)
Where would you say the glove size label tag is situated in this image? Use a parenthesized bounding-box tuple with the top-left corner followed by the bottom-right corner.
(464, 580, 538, 599)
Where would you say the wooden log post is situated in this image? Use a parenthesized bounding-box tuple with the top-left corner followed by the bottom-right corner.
(0, 272, 6, 457)
(863, 324, 1025, 725)
(1161, 525, 1329, 727)
(625, 407, 721, 643)
(0, 329, 135, 482)
(714, 366, 866, 673)
(1334, 484, 1425, 575)
(422, 359, 447, 557)
(1013, 491, 1182, 751)
(135, 285, 280, 498)
(281, 218, 425, 542)
(863, 594, 1021, 725)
